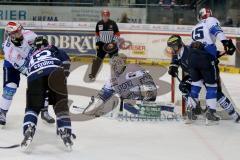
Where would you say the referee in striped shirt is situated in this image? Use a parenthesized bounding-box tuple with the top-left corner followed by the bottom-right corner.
(89, 9, 120, 81)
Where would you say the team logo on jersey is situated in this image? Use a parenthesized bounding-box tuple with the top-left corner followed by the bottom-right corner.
(109, 25, 113, 29)
(98, 25, 103, 30)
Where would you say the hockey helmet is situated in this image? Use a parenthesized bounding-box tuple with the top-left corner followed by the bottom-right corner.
(5, 21, 23, 46)
(166, 35, 183, 55)
(198, 8, 212, 21)
(34, 36, 49, 50)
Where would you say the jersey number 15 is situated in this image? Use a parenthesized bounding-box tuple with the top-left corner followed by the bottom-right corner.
(192, 26, 204, 40)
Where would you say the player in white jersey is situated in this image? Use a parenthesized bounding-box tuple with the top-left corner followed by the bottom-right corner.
(0, 22, 55, 127)
(191, 8, 235, 57)
(81, 54, 157, 116)
(188, 8, 236, 123)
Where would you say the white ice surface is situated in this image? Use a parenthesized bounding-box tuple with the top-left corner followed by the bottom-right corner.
(0, 61, 240, 160)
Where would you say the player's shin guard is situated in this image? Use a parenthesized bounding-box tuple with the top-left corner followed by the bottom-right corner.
(188, 81, 202, 108)
(205, 84, 220, 123)
(217, 92, 240, 122)
(0, 83, 17, 111)
(205, 83, 217, 110)
(0, 83, 17, 125)
(186, 81, 202, 122)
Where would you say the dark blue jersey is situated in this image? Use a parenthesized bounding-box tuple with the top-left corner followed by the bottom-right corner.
(171, 46, 190, 74)
(27, 45, 70, 81)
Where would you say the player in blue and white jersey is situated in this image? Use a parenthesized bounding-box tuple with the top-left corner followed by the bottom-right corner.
(189, 8, 236, 122)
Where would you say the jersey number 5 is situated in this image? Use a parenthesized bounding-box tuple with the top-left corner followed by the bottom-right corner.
(192, 26, 204, 40)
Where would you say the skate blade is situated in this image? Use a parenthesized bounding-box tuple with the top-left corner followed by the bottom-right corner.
(21, 139, 33, 153)
(205, 118, 219, 126)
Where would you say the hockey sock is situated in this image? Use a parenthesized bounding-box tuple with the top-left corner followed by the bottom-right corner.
(206, 84, 217, 110)
(188, 81, 202, 108)
(23, 110, 38, 134)
(217, 92, 237, 117)
(0, 83, 17, 112)
(56, 115, 72, 133)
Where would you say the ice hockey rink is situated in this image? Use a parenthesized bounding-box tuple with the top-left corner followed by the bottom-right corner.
(0, 61, 240, 160)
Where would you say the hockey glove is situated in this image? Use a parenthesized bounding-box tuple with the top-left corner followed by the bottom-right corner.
(221, 39, 236, 55)
(179, 81, 191, 95)
(168, 64, 178, 77)
(103, 42, 118, 54)
(62, 61, 71, 77)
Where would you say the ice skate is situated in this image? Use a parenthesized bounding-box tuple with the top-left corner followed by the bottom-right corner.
(21, 124, 36, 152)
(58, 128, 76, 151)
(205, 108, 220, 125)
(41, 109, 55, 124)
(185, 107, 198, 124)
(88, 74, 96, 81)
(0, 109, 7, 128)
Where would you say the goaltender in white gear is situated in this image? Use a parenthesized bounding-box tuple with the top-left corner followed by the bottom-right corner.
(83, 54, 157, 116)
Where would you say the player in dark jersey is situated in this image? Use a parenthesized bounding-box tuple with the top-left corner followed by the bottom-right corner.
(89, 9, 120, 81)
(21, 36, 75, 151)
(167, 35, 240, 123)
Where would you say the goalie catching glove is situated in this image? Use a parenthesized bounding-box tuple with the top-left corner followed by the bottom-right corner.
(221, 39, 236, 55)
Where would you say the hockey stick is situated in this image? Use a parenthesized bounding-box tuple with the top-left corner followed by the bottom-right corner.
(81, 96, 95, 114)
(0, 144, 20, 149)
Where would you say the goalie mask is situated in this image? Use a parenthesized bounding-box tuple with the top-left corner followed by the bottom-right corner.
(110, 54, 127, 77)
(165, 35, 183, 56)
